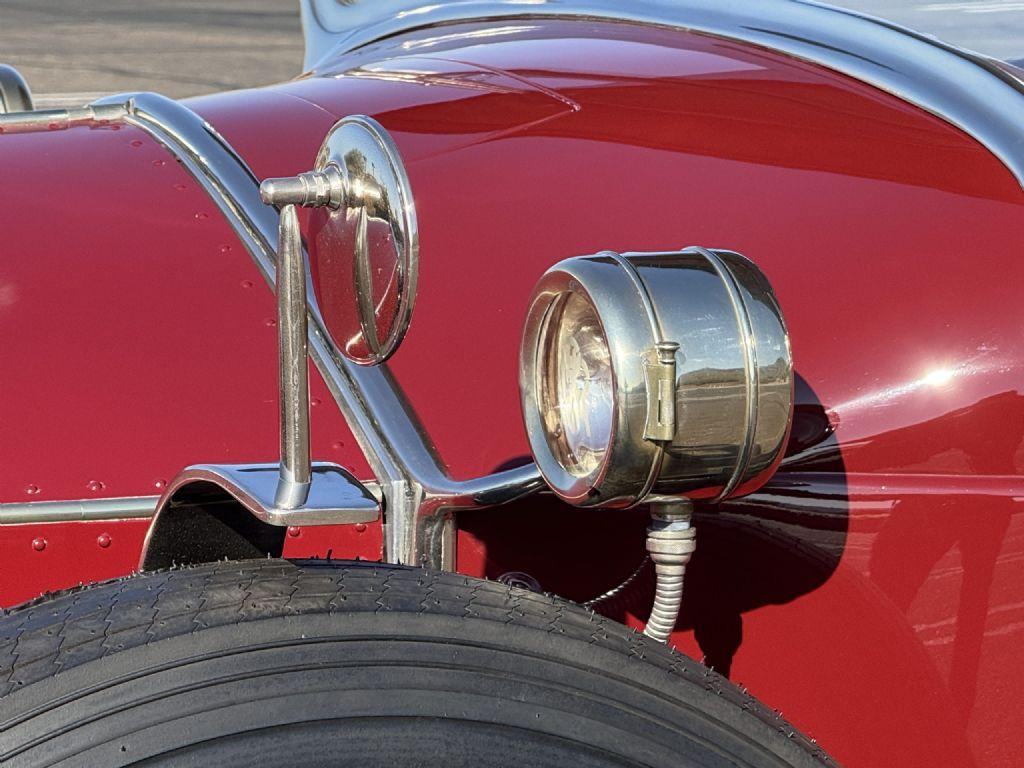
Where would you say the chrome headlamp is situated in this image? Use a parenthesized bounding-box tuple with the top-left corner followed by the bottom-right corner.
(520, 247, 793, 508)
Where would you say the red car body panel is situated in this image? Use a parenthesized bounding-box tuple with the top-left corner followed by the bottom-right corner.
(0, 19, 1021, 768)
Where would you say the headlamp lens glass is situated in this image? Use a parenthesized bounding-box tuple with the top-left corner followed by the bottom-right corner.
(540, 292, 614, 478)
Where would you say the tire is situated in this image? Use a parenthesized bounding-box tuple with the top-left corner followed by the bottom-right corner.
(0, 559, 833, 767)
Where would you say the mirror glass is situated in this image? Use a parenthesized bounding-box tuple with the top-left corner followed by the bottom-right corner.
(307, 117, 417, 366)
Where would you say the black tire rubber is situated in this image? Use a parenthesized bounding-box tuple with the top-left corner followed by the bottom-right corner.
(0, 559, 834, 767)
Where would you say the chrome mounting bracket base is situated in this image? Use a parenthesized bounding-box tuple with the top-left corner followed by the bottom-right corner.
(155, 463, 379, 528)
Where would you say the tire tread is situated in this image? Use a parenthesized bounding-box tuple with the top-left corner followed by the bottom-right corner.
(0, 559, 834, 765)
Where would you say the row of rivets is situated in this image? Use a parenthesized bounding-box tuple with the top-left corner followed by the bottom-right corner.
(31, 533, 113, 551)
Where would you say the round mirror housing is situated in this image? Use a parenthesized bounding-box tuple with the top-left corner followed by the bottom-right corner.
(519, 247, 793, 508)
(304, 116, 418, 366)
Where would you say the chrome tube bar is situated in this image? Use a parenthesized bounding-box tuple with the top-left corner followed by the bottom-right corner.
(0, 496, 158, 525)
(50, 92, 543, 569)
(0, 103, 124, 133)
(275, 204, 312, 509)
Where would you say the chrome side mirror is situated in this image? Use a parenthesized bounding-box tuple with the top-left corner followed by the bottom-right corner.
(260, 115, 418, 366)
(259, 115, 418, 508)
(519, 247, 793, 508)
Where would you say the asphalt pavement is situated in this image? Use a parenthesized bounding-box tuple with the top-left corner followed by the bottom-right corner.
(0, 1, 302, 102)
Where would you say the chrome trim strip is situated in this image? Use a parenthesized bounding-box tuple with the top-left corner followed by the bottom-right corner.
(601, 250, 668, 503)
(68, 92, 544, 569)
(0, 496, 158, 525)
(302, 0, 1024, 191)
(603, 251, 666, 345)
(694, 247, 759, 502)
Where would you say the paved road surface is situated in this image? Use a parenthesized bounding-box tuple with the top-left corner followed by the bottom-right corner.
(0, 1, 302, 101)
(0, 1, 1020, 103)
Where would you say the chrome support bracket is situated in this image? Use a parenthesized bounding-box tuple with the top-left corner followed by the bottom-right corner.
(158, 463, 379, 527)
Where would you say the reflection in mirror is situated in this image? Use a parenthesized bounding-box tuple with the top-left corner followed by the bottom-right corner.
(307, 116, 418, 366)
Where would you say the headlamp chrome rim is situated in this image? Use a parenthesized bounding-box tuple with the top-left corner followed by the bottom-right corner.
(523, 278, 618, 504)
(521, 256, 663, 507)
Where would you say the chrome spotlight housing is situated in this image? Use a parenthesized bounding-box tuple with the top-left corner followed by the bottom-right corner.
(520, 247, 793, 508)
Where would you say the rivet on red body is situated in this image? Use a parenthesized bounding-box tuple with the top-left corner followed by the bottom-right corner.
(31, 538, 46, 552)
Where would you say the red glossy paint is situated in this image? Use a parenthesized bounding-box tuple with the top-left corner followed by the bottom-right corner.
(0, 17, 1022, 768)
(0, 521, 150, 605)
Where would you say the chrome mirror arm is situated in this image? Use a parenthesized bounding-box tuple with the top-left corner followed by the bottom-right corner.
(260, 168, 351, 508)
(274, 204, 312, 509)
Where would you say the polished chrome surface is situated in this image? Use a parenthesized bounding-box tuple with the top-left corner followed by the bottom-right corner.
(0, 102, 124, 133)
(0, 64, 33, 114)
(0, 496, 157, 525)
(603, 250, 679, 444)
(310, 115, 419, 366)
(262, 116, 418, 367)
(32, 91, 542, 569)
(520, 247, 793, 508)
(151, 462, 379, 529)
(300, 0, 1024, 190)
(275, 204, 312, 509)
(697, 247, 759, 503)
(261, 167, 346, 209)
